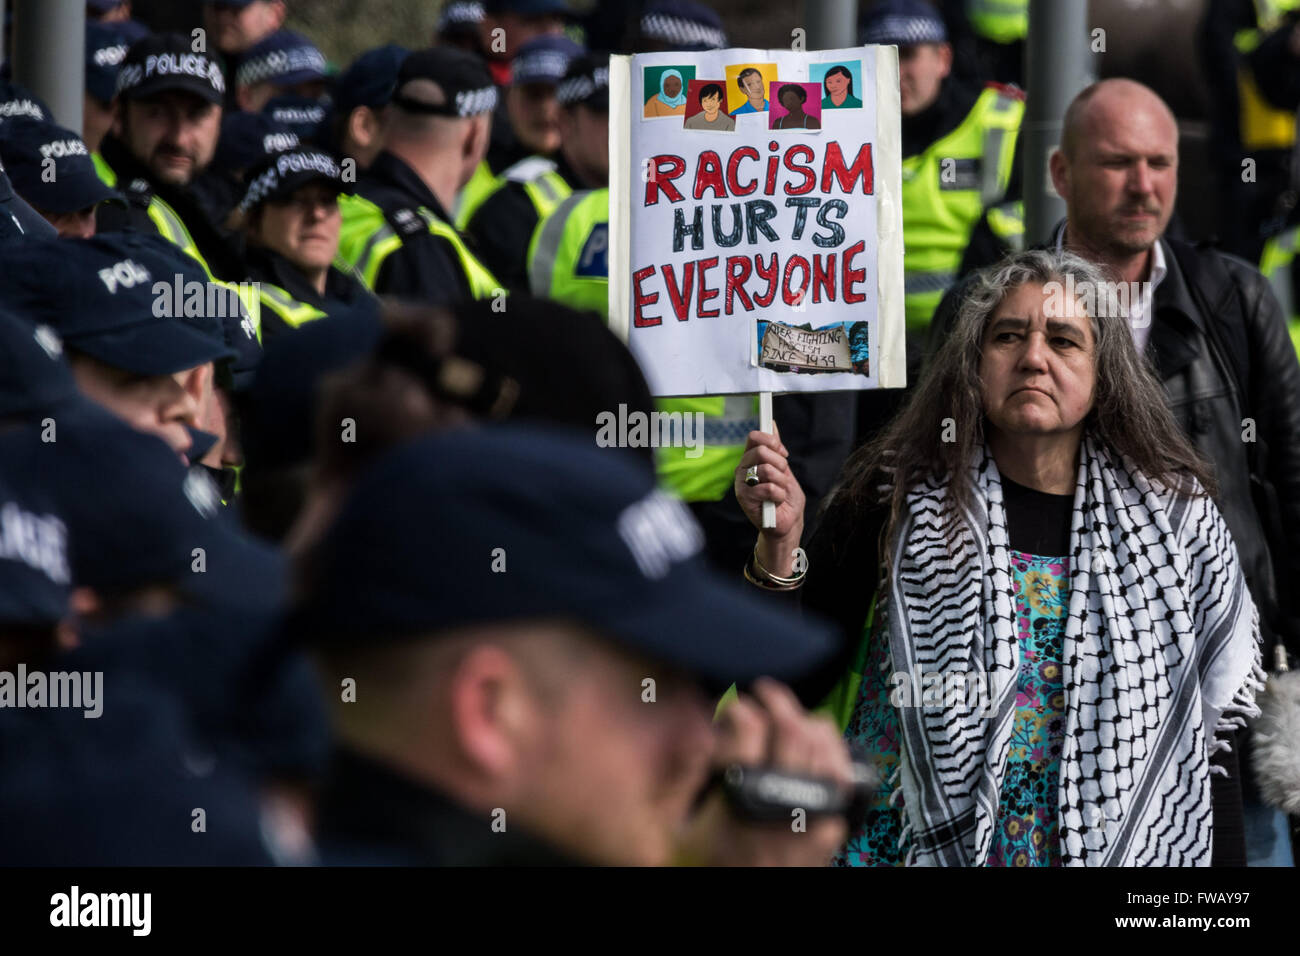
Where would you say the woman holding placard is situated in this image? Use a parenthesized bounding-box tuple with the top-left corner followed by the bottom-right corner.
(734, 249, 1264, 867)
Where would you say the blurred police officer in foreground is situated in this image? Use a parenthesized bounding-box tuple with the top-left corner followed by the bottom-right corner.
(329, 45, 407, 172)
(240, 146, 375, 340)
(0, 118, 119, 238)
(96, 33, 246, 281)
(337, 48, 501, 304)
(293, 426, 855, 866)
(0, 84, 58, 245)
(0, 233, 239, 464)
(462, 36, 585, 290)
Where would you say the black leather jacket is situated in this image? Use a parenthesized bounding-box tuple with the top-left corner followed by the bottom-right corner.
(929, 228, 1300, 659)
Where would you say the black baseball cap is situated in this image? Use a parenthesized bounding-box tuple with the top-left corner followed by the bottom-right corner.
(556, 52, 609, 111)
(211, 110, 299, 177)
(239, 146, 352, 215)
(0, 305, 78, 420)
(234, 30, 329, 90)
(334, 44, 408, 116)
(116, 33, 227, 105)
(287, 425, 837, 689)
(392, 47, 497, 117)
(0, 448, 70, 628)
(0, 118, 118, 214)
(262, 94, 329, 145)
(0, 232, 237, 376)
(0, 78, 49, 122)
(85, 19, 148, 104)
(11, 404, 285, 609)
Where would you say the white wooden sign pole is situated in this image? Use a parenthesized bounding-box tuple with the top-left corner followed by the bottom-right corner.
(759, 390, 776, 530)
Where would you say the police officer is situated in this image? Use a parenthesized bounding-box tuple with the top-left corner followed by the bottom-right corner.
(1259, 225, 1300, 358)
(434, 1, 487, 54)
(336, 47, 501, 304)
(193, 110, 300, 230)
(84, 20, 147, 159)
(940, 0, 1028, 88)
(861, 0, 1023, 351)
(0, 232, 240, 465)
(635, 0, 730, 52)
(462, 36, 585, 290)
(330, 45, 408, 172)
(1199, 0, 1300, 261)
(233, 29, 330, 114)
(0, 118, 119, 239)
(240, 146, 375, 341)
(293, 426, 855, 866)
(96, 33, 247, 282)
(0, 161, 57, 245)
(205, 0, 288, 107)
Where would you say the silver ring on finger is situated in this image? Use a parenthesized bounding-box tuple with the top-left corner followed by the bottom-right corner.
(744, 465, 760, 486)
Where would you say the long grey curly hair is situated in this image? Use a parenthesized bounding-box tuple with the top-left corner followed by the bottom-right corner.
(839, 249, 1216, 569)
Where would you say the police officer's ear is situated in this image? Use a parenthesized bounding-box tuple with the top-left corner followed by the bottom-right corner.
(462, 112, 491, 171)
(347, 105, 382, 154)
(934, 42, 953, 80)
(264, 0, 288, 33)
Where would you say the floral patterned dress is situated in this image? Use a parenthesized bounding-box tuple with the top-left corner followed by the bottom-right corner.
(833, 550, 1070, 867)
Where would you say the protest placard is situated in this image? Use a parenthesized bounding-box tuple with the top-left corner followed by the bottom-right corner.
(609, 45, 904, 397)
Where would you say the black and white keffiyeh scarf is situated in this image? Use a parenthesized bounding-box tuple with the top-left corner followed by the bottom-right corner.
(883, 433, 1265, 866)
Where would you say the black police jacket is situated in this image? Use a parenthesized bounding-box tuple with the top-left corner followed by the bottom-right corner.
(242, 244, 376, 342)
(352, 151, 475, 306)
(95, 134, 248, 282)
(928, 226, 1300, 661)
(316, 746, 585, 866)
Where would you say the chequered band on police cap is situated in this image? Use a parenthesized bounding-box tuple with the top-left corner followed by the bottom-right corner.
(863, 14, 947, 45)
(556, 66, 609, 107)
(513, 50, 573, 84)
(116, 51, 226, 97)
(438, 1, 485, 27)
(240, 149, 341, 213)
(640, 12, 728, 50)
(236, 46, 328, 88)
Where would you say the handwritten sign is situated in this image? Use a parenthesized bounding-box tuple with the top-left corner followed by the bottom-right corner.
(761, 322, 851, 371)
(609, 46, 905, 396)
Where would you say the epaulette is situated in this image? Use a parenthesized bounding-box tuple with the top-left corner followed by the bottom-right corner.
(384, 205, 431, 240)
(124, 176, 154, 208)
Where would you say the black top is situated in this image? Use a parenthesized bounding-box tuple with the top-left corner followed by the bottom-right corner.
(1000, 474, 1074, 556)
(316, 746, 584, 866)
(243, 244, 376, 341)
(352, 151, 477, 306)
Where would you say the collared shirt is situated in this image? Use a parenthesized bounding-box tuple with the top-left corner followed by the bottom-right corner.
(1055, 221, 1167, 353)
